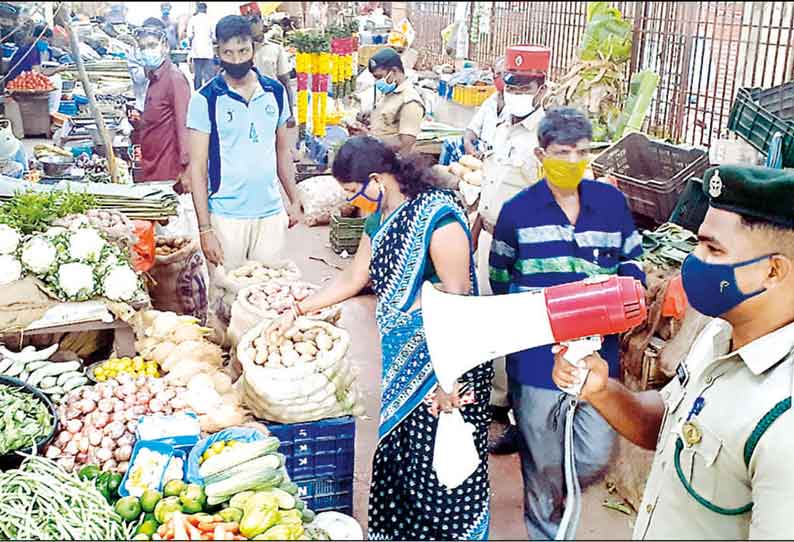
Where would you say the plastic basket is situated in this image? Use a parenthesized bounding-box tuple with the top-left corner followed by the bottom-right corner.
(294, 476, 353, 514)
(727, 83, 794, 167)
(591, 132, 709, 225)
(268, 416, 355, 481)
(58, 100, 77, 116)
(330, 213, 366, 255)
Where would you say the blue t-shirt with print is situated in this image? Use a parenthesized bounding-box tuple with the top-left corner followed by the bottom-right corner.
(187, 70, 289, 219)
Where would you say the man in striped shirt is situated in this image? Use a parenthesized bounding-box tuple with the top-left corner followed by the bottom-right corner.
(489, 107, 645, 539)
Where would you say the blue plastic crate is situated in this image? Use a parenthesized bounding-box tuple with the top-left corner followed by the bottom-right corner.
(268, 416, 355, 481)
(294, 476, 354, 515)
(58, 100, 77, 116)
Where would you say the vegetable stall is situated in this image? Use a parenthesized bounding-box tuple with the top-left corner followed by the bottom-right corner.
(0, 181, 363, 540)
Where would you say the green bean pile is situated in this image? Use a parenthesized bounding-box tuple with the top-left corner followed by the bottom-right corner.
(0, 383, 52, 455)
(0, 456, 134, 540)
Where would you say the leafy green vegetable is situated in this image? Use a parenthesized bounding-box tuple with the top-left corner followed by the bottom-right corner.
(0, 190, 96, 235)
(0, 383, 52, 455)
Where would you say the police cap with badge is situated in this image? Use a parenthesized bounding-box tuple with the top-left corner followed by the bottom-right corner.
(702, 164, 794, 227)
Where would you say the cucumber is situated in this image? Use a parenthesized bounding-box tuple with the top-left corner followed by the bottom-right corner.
(40, 376, 57, 389)
(28, 361, 81, 387)
(25, 361, 51, 372)
(57, 371, 82, 386)
(280, 481, 299, 496)
(62, 375, 88, 392)
(301, 509, 315, 524)
(294, 499, 305, 511)
(5, 361, 26, 377)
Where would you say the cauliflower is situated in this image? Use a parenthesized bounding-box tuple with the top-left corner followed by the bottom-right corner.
(57, 262, 96, 300)
(0, 224, 20, 255)
(20, 236, 58, 275)
(101, 264, 140, 301)
(68, 228, 107, 262)
(0, 255, 22, 285)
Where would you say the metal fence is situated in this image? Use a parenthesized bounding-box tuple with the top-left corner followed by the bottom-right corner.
(408, 1, 794, 147)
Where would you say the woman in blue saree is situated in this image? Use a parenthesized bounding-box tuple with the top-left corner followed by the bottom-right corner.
(274, 136, 492, 540)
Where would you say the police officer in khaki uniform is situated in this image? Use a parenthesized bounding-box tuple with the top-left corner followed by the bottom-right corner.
(348, 47, 424, 155)
(473, 45, 550, 454)
(553, 165, 794, 539)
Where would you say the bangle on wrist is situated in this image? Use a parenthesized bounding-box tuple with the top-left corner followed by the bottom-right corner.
(292, 299, 304, 317)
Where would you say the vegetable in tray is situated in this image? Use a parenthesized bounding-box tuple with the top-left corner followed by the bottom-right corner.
(0, 382, 53, 455)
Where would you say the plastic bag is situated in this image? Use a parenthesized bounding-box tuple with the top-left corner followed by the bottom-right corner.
(185, 426, 269, 484)
(131, 220, 156, 272)
(433, 410, 480, 489)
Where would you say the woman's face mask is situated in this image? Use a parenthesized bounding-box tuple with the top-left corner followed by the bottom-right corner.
(345, 176, 383, 214)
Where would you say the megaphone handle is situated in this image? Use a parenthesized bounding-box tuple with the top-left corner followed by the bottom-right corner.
(560, 336, 602, 396)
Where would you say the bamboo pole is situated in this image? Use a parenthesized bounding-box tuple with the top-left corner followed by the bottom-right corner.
(56, 8, 118, 183)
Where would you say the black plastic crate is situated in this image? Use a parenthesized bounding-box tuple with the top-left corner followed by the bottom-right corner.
(591, 133, 709, 225)
(728, 83, 794, 167)
(268, 416, 355, 481)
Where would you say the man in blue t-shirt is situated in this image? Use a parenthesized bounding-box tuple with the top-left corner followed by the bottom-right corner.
(187, 15, 302, 274)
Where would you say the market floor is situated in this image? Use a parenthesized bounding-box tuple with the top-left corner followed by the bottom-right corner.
(284, 223, 634, 540)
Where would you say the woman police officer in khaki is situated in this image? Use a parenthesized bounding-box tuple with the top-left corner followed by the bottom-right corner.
(347, 47, 424, 155)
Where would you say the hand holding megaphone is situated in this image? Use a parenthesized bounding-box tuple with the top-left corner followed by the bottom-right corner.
(551, 343, 610, 402)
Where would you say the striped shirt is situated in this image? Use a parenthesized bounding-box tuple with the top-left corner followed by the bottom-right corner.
(489, 179, 645, 388)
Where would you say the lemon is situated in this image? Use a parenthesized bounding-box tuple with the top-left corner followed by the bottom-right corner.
(210, 441, 227, 454)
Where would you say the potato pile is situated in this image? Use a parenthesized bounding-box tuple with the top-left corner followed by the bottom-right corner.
(155, 236, 191, 257)
(250, 324, 337, 369)
(245, 280, 315, 314)
(229, 261, 301, 284)
(238, 319, 362, 423)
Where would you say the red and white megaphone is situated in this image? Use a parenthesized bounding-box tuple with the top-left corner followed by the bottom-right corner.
(422, 275, 647, 393)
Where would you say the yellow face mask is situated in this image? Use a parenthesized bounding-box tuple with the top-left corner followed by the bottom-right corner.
(542, 157, 589, 190)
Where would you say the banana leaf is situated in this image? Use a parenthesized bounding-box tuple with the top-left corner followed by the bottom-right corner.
(613, 70, 660, 139)
(580, 2, 633, 62)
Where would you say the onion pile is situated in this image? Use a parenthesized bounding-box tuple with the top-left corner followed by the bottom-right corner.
(44, 374, 189, 473)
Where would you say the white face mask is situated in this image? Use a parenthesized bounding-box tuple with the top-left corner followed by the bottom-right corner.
(504, 91, 536, 118)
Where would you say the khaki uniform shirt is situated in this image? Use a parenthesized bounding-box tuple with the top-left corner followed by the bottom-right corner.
(254, 42, 291, 79)
(635, 319, 794, 540)
(369, 80, 425, 139)
(477, 108, 544, 227)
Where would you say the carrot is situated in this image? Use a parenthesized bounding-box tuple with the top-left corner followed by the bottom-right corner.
(186, 515, 203, 527)
(165, 526, 174, 540)
(185, 519, 204, 541)
(158, 524, 167, 537)
(198, 522, 217, 532)
(172, 513, 189, 541)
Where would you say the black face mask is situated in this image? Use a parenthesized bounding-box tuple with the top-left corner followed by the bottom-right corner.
(221, 58, 253, 80)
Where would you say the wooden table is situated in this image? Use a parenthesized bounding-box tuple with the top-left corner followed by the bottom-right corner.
(3, 319, 136, 358)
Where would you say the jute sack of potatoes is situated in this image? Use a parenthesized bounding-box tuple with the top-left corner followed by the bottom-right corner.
(228, 279, 341, 348)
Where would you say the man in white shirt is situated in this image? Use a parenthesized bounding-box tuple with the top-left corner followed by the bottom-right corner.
(187, 2, 215, 90)
(439, 57, 505, 165)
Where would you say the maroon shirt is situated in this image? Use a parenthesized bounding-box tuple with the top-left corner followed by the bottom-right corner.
(135, 58, 191, 183)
